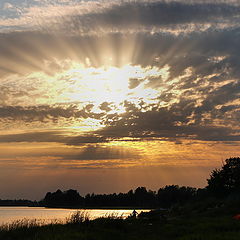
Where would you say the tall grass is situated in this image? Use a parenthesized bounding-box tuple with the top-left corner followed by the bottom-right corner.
(1, 207, 240, 240)
(66, 210, 90, 224)
(0, 218, 45, 231)
(0, 210, 89, 231)
(103, 212, 124, 219)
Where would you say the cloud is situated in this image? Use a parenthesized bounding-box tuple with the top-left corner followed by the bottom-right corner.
(99, 102, 112, 112)
(66, 135, 108, 145)
(97, 94, 240, 143)
(0, 131, 65, 143)
(1, 1, 240, 34)
(60, 145, 138, 161)
(3, 2, 14, 10)
(0, 131, 138, 162)
(0, 130, 110, 145)
(76, 1, 240, 28)
(0, 105, 96, 122)
(0, 0, 240, 145)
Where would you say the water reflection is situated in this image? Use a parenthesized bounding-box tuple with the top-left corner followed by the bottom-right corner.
(0, 207, 150, 225)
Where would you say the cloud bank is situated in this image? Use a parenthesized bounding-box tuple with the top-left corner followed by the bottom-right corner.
(0, 0, 239, 148)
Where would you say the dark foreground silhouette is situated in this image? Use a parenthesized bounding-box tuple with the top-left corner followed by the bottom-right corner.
(1, 157, 240, 240)
(41, 185, 196, 208)
(1, 196, 240, 240)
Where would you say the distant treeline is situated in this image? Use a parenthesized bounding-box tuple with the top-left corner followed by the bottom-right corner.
(41, 186, 200, 208)
(0, 186, 199, 208)
(0, 199, 38, 206)
(36, 157, 240, 208)
(1, 157, 240, 209)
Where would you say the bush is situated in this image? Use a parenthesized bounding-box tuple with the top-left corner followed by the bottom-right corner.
(207, 157, 240, 197)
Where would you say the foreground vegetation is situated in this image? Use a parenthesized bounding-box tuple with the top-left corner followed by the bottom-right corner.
(1, 157, 240, 239)
(1, 200, 240, 240)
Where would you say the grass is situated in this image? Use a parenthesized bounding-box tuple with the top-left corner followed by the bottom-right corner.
(1, 205, 240, 240)
(66, 210, 90, 224)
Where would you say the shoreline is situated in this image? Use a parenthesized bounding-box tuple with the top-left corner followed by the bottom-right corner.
(0, 205, 153, 210)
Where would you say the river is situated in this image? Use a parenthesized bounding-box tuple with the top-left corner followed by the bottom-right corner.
(0, 207, 150, 225)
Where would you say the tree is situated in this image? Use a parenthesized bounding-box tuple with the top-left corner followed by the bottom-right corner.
(157, 185, 196, 208)
(63, 189, 84, 206)
(43, 189, 84, 207)
(134, 187, 156, 207)
(207, 157, 240, 196)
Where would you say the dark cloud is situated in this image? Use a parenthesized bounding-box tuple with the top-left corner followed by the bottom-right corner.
(0, 131, 138, 161)
(128, 78, 143, 89)
(88, 2, 240, 26)
(60, 145, 138, 161)
(99, 102, 112, 112)
(0, 131, 66, 143)
(97, 95, 240, 143)
(53, 1, 240, 35)
(1, 1, 240, 74)
(194, 81, 240, 118)
(66, 135, 108, 145)
(0, 131, 109, 145)
(1, 27, 239, 75)
(0, 105, 105, 122)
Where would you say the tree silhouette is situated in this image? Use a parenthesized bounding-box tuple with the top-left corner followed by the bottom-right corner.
(207, 157, 240, 196)
(157, 185, 196, 208)
(43, 189, 84, 207)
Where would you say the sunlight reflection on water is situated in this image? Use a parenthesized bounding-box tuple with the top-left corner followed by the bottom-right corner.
(0, 207, 150, 225)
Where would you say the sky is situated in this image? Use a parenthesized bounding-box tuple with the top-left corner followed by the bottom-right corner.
(0, 0, 240, 200)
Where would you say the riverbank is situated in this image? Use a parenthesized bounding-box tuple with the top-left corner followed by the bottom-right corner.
(42, 206, 153, 210)
(1, 201, 240, 240)
(0, 207, 151, 227)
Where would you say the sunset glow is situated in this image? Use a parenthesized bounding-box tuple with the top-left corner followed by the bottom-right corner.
(0, 0, 240, 200)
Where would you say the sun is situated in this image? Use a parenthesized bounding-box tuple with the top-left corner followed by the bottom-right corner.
(58, 62, 167, 110)
(60, 64, 128, 106)
(20, 60, 170, 132)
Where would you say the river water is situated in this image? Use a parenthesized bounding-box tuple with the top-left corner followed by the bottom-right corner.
(0, 207, 150, 225)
